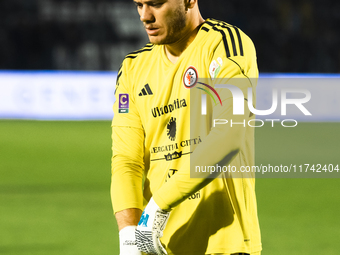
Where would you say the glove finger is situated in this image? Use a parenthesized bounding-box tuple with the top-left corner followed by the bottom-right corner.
(153, 235, 167, 255)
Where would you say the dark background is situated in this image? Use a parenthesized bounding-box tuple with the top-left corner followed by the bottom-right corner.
(0, 0, 339, 72)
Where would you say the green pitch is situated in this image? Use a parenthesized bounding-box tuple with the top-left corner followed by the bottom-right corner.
(0, 121, 339, 255)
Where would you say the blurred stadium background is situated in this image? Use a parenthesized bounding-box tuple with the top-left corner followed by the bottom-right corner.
(1, 0, 340, 72)
(0, 0, 339, 254)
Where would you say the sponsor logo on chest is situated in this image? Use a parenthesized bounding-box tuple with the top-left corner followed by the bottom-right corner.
(151, 98, 187, 118)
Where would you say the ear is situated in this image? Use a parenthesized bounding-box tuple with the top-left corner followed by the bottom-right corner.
(185, 0, 197, 10)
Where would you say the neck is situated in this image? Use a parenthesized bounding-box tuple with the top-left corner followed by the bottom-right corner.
(165, 16, 205, 64)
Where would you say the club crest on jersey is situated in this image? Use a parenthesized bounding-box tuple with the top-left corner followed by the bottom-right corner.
(183, 66, 198, 89)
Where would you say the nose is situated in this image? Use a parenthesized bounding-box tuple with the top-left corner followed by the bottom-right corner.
(139, 5, 155, 23)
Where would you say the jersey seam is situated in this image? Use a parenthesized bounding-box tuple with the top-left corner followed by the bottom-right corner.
(111, 125, 144, 131)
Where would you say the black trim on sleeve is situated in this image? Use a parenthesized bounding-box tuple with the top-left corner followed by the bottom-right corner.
(207, 19, 245, 57)
(126, 44, 155, 59)
(225, 26, 238, 56)
(205, 21, 231, 58)
(233, 27, 244, 56)
(218, 29, 231, 58)
(206, 19, 251, 82)
(115, 69, 123, 95)
(201, 27, 209, 32)
(116, 71, 122, 84)
(219, 23, 244, 57)
(126, 47, 154, 59)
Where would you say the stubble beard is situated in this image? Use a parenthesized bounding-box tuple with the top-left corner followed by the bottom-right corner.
(152, 5, 187, 45)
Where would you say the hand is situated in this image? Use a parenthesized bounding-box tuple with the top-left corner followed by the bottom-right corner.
(119, 226, 142, 255)
(135, 197, 170, 255)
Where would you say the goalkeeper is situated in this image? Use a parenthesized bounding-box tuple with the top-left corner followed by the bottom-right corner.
(111, 0, 262, 254)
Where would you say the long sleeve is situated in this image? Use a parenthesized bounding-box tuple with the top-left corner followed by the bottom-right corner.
(111, 60, 145, 213)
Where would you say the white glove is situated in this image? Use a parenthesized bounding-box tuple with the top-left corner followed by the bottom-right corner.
(119, 226, 142, 255)
(135, 197, 170, 255)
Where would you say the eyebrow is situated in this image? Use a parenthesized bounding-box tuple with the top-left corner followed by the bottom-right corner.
(133, 0, 165, 5)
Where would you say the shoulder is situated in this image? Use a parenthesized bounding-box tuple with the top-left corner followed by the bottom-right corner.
(125, 43, 155, 60)
(122, 43, 156, 68)
(201, 19, 255, 59)
(116, 43, 157, 85)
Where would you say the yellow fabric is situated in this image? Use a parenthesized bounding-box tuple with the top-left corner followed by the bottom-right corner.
(210, 253, 261, 255)
(111, 19, 261, 255)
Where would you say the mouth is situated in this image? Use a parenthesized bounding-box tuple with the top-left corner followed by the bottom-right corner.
(145, 27, 160, 36)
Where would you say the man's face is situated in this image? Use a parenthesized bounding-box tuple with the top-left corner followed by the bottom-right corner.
(134, 0, 187, 45)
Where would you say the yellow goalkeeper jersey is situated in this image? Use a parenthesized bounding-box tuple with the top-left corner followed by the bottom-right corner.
(111, 19, 262, 254)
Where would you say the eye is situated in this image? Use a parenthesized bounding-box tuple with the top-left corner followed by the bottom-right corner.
(134, 2, 143, 8)
(152, 2, 164, 8)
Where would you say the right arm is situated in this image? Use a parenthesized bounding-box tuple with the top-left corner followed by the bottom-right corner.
(111, 61, 145, 254)
(115, 208, 142, 231)
(111, 125, 145, 217)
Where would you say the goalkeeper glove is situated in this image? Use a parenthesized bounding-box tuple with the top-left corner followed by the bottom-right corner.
(119, 226, 141, 255)
(135, 197, 170, 255)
